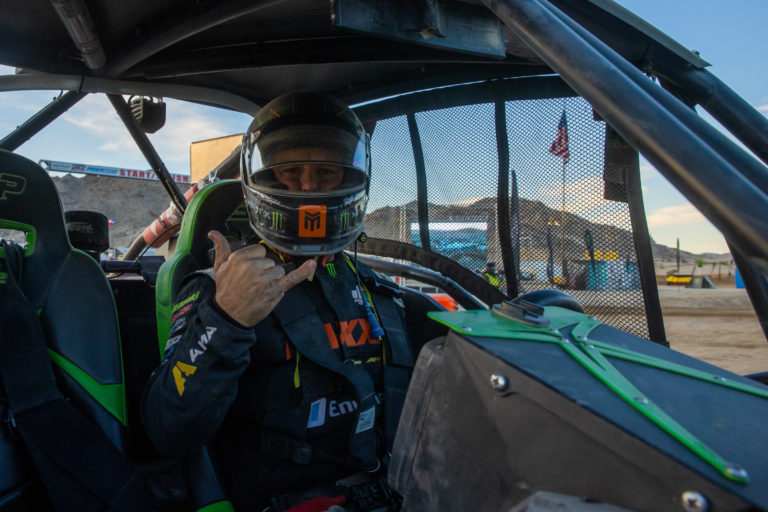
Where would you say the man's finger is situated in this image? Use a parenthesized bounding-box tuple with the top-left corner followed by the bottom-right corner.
(276, 258, 316, 293)
(234, 243, 267, 260)
(208, 230, 231, 273)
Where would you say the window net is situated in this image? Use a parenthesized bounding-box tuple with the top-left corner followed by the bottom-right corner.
(363, 96, 649, 338)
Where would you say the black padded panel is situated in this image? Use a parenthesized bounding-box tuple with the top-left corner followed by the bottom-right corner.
(41, 252, 123, 383)
(0, 150, 127, 451)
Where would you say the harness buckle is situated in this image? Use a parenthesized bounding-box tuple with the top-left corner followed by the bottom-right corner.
(347, 476, 397, 511)
(4, 409, 21, 440)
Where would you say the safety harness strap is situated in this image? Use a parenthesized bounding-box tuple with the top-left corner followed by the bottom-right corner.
(272, 285, 379, 470)
(0, 241, 148, 511)
(355, 264, 415, 450)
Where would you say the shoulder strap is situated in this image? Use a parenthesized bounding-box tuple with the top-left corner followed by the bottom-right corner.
(347, 259, 414, 450)
(272, 283, 379, 471)
(0, 240, 149, 511)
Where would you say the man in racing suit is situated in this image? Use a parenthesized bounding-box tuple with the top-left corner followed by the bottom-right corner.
(142, 92, 416, 510)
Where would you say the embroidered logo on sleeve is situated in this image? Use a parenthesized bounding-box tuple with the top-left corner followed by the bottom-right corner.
(172, 292, 200, 314)
(170, 316, 187, 334)
(172, 361, 197, 396)
(164, 335, 182, 352)
(189, 326, 217, 362)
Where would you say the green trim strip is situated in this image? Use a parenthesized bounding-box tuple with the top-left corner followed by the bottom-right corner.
(196, 500, 235, 512)
(47, 349, 128, 426)
(156, 180, 236, 353)
(428, 307, 763, 484)
(561, 338, 748, 483)
(581, 340, 768, 400)
(0, 219, 37, 256)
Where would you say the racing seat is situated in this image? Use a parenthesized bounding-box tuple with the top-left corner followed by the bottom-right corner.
(155, 179, 245, 512)
(0, 150, 131, 508)
(156, 179, 247, 346)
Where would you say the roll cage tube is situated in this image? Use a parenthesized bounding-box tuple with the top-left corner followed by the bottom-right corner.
(355, 254, 486, 311)
(107, 94, 188, 214)
(482, 0, 768, 274)
(655, 64, 768, 168)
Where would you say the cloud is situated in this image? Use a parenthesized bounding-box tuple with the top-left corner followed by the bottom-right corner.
(758, 104, 768, 117)
(59, 96, 240, 170)
(647, 204, 704, 227)
(62, 95, 137, 157)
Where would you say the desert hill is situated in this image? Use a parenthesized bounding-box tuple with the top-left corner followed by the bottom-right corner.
(51, 174, 726, 264)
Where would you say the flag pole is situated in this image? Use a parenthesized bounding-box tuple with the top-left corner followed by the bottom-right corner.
(561, 158, 566, 283)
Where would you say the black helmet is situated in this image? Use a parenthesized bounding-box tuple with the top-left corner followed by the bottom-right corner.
(241, 92, 370, 255)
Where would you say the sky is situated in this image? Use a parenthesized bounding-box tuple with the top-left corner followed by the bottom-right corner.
(1, 0, 766, 254)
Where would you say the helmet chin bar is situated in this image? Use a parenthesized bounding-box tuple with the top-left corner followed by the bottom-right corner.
(243, 184, 367, 256)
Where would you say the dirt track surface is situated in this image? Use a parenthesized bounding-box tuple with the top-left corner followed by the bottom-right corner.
(658, 288, 768, 375)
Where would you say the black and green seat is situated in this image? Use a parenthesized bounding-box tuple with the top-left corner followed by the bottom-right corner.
(0, 150, 129, 507)
(155, 179, 245, 512)
(155, 179, 247, 348)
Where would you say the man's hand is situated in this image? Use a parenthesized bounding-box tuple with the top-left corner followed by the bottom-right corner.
(208, 230, 316, 327)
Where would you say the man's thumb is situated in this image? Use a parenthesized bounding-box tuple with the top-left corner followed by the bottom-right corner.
(208, 230, 231, 272)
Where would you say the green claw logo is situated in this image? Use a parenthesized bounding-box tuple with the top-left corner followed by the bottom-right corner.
(271, 211, 284, 230)
(0, 173, 26, 200)
(339, 212, 350, 231)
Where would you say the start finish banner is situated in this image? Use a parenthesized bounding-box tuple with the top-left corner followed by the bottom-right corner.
(39, 159, 190, 184)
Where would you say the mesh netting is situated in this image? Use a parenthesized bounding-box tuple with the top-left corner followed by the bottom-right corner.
(364, 96, 648, 338)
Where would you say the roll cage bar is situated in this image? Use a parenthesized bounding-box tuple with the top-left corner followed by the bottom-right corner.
(1, 0, 767, 342)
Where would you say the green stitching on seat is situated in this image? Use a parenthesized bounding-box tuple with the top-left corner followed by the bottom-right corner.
(48, 349, 127, 426)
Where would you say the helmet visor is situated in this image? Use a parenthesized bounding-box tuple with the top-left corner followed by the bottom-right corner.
(247, 124, 368, 195)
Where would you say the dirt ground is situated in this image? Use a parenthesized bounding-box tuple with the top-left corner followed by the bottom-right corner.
(664, 314, 767, 375)
(656, 277, 768, 375)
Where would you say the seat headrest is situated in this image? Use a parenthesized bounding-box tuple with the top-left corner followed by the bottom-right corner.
(0, 150, 70, 260)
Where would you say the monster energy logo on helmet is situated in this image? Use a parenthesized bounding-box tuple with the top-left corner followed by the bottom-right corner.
(271, 211, 284, 230)
(339, 212, 350, 232)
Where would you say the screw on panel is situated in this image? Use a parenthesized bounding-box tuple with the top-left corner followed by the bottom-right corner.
(713, 375, 727, 382)
(462, 326, 473, 332)
(680, 491, 708, 512)
(490, 374, 509, 391)
(634, 396, 649, 405)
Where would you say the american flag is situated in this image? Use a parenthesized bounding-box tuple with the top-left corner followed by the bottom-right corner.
(549, 111, 570, 163)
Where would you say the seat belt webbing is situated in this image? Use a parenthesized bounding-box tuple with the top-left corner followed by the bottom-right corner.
(272, 285, 379, 470)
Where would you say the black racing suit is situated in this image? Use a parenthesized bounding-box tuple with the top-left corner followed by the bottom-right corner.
(142, 253, 413, 509)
